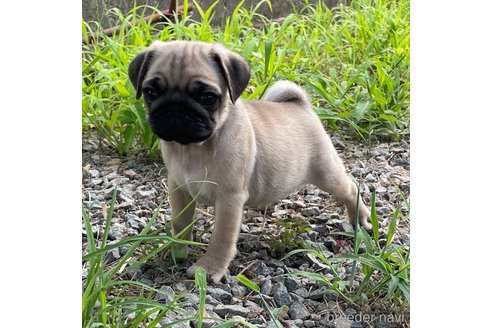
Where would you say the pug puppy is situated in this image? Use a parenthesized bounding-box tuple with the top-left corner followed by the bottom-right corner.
(128, 40, 371, 283)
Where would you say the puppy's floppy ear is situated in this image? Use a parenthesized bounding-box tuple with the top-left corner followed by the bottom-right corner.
(211, 45, 251, 104)
(128, 49, 155, 99)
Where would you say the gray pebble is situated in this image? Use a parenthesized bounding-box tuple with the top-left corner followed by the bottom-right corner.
(108, 223, 126, 240)
(155, 286, 174, 304)
(110, 177, 130, 187)
(301, 207, 321, 217)
(334, 316, 353, 328)
(272, 210, 287, 218)
(214, 304, 250, 318)
(293, 287, 309, 298)
(272, 275, 285, 284)
(272, 283, 293, 307)
(137, 188, 157, 198)
(126, 228, 139, 236)
(118, 244, 131, 257)
(332, 138, 346, 149)
(124, 213, 138, 221)
(124, 169, 137, 178)
(205, 295, 219, 306)
(172, 282, 187, 293)
(339, 221, 355, 233)
(183, 293, 200, 304)
(289, 292, 304, 302)
(376, 206, 392, 215)
(253, 262, 271, 276)
(304, 320, 316, 327)
(289, 301, 310, 320)
(82, 140, 99, 152)
(275, 268, 285, 276)
(312, 225, 327, 235)
(309, 290, 332, 301)
(304, 195, 321, 203)
(305, 253, 330, 271)
(260, 278, 273, 295)
(104, 249, 120, 263)
(324, 236, 339, 253)
(201, 310, 220, 328)
(345, 307, 357, 316)
(117, 202, 133, 209)
(207, 287, 233, 304)
(268, 259, 287, 270)
(126, 219, 140, 230)
(265, 321, 280, 328)
(147, 201, 158, 210)
(284, 276, 300, 292)
(400, 233, 410, 245)
(91, 178, 103, 185)
(281, 199, 294, 208)
(317, 190, 331, 199)
(292, 200, 306, 209)
(249, 318, 265, 325)
(231, 285, 248, 297)
(244, 300, 261, 308)
(372, 147, 390, 157)
(88, 169, 100, 178)
(159, 312, 192, 328)
(375, 186, 387, 193)
(83, 200, 102, 209)
(290, 319, 304, 327)
(223, 272, 237, 285)
(330, 213, 341, 220)
(240, 223, 250, 232)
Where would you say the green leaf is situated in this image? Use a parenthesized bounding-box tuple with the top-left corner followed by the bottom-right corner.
(353, 100, 372, 122)
(115, 82, 130, 97)
(397, 280, 411, 302)
(380, 113, 399, 122)
(370, 192, 380, 247)
(117, 108, 136, 124)
(236, 274, 260, 293)
(264, 39, 273, 80)
(360, 228, 374, 255)
(386, 206, 400, 248)
(122, 125, 137, 154)
(195, 267, 207, 328)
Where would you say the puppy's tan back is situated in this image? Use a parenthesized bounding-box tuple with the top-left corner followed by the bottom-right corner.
(240, 82, 330, 206)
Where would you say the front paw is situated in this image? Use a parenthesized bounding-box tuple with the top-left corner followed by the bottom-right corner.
(351, 206, 373, 231)
(186, 256, 228, 284)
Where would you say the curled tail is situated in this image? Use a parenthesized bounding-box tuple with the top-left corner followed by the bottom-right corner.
(262, 80, 310, 107)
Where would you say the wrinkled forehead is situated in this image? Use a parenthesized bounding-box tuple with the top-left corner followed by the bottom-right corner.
(146, 41, 222, 90)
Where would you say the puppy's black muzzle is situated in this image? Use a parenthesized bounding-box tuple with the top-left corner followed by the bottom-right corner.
(148, 93, 215, 145)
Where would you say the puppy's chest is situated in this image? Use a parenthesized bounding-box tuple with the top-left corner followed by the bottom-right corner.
(167, 159, 218, 206)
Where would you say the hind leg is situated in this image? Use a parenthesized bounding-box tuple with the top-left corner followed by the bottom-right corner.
(312, 138, 372, 230)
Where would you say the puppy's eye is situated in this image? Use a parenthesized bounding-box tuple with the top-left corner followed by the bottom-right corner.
(143, 88, 158, 102)
(199, 92, 218, 106)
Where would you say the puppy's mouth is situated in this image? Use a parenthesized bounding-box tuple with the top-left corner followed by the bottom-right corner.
(149, 107, 214, 145)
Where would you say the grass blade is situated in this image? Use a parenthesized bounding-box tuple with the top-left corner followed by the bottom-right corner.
(195, 267, 207, 328)
(236, 274, 260, 293)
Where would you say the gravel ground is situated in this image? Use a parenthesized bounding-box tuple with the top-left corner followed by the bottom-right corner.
(82, 134, 410, 328)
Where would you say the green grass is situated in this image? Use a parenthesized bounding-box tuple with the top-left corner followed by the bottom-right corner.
(82, 0, 409, 155)
(283, 191, 410, 306)
(83, 189, 409, 326)
(82, 190, 260, 327)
